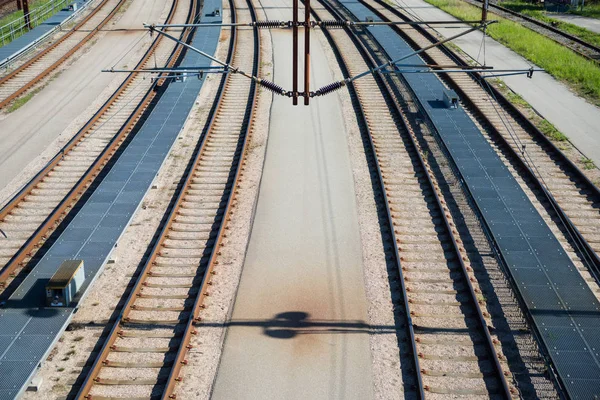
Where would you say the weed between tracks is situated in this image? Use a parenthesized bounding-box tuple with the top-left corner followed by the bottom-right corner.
(424, 0, 600, 106)
(582, 156, 596, 169)
(6, 86, 43, 112)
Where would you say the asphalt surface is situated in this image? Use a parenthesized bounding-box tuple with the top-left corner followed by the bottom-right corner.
(0, 0, 170, 194)
(391, 0, 600, 166)
(553, 13, 600, 34)
(211, 1, 375, 398)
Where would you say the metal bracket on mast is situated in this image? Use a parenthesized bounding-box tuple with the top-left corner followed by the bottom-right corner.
(129, 16, 538, 103)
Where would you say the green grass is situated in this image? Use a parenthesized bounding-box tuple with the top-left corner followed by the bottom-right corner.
(423, 0, 600, 105)
(499, 0, 600, 47)
(569, 2, 600, 19)
(6, 87, 42, 112)
(504, 89, 529, 108)
(538, 119, 567, 141)
(0, 0, 68, 46)
(581, 156, 596, 169)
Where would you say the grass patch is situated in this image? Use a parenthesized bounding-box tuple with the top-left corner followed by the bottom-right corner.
(0, 0, 69, 46)
(569, 2, 600, 19)
(6, 87, 42, 112)
(494, 80, 569, 142)
(423, 0, 600, 105)
(581, 156, 596, 169)
(538, 119, 567, 141)
(499, 0, 600, 47)
(503, 89, 529, 108)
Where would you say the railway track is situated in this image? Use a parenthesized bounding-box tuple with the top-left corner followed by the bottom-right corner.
(464, 0, 600, 63)
(0, 0, 191, 294)
(0, 0, 125, 109)
(363, 0, 600, 297)
(312, 1, 515, 397)
(74, 0, 260, 397)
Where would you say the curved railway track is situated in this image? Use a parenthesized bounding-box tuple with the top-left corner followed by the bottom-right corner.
(0, 0, 192, 294)
(464, 0, 600, 63)
(75, 0, 260, 397)
(364, 0, 600, 295)
(313, 1, 515, 397)
(0, 0, 125, 109)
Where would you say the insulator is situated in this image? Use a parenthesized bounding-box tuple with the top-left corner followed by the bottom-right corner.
(312, 81, 345, 97)
(258, 79, 286, 95)
(318, 20, 349, 28)
(254, 20, 286, 28)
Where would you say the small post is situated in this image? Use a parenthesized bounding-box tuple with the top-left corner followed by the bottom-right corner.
(304, 0, 310, 105)
(17, 0, 23, 11)
(22, 0, 31, 29)
(482, 0, 488, 22)
(292, 0, 298, 105)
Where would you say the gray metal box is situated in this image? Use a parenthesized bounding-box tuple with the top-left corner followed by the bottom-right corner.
(45, 260, 85, 307)
(442, 89, 459, 109)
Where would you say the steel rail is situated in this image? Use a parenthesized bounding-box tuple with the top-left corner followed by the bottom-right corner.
(0, 0, 127, 109)
(365, 0, 600, 394)
(467, 0, 600, 64)
(314, 0, 513, 397)
(75, 0, 260, 397)
(0, 0, 190, 289)
(163, 0, 259, 394)
(366, 0, 600, 294)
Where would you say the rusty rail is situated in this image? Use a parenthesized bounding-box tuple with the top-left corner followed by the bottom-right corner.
(366, 0, 600, 298)
(75, 0, 260, 397)
(0, 0, 126, 109)
(0, 0, 188, 288)
(314, 0, 514, 397)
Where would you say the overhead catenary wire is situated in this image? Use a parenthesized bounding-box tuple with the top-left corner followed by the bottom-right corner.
(137, 18, 539, 99)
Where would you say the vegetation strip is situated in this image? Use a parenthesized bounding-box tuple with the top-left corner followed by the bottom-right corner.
(0, 0, 69, 46)
(423, 0, 600, 105)
(568, 2, 600, 19)
(500, 0, 600, 48)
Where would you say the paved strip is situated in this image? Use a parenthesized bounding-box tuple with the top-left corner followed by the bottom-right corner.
(552, 13, 600, 35)
(0, 0, 88, 66)
(0, 1, 221, 397)
(338, 0, 600, 397)
(211, 0, 374, 398)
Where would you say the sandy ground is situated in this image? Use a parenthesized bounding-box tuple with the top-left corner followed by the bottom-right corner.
(211, 1, 374, 399)
(0, 0, 171, 205)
